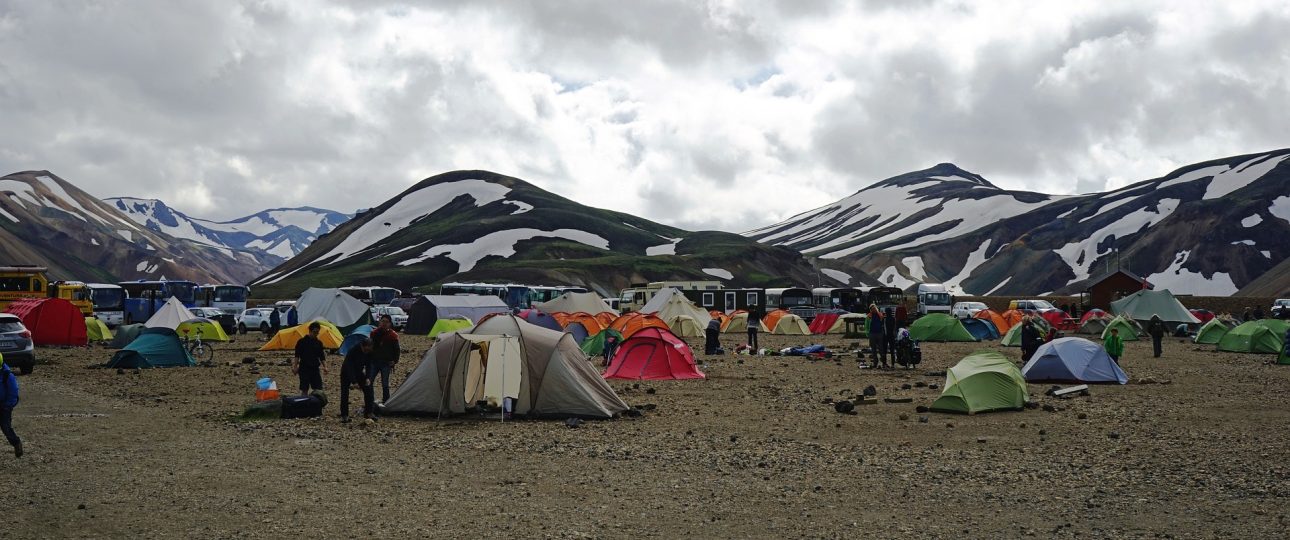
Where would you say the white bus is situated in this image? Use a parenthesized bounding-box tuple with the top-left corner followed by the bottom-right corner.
(195, 284, 250, 315)
(87, 283, 126, 327)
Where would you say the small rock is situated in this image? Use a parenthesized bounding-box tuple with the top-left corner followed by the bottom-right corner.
(78, 504, 86, 510)
(918, 416, 929, 423)
(821, 398, 834, 404)
(116, 368, 125, 375)
(645, 388, 656, 395)
(900, 383, 912, 390)
(899, 413, 909, 421)
(729, 435, 739, 443)
(862, 385, 877, 397)
(1108, 431, 1120, 439)
(977, 437, 987, 443)
(241, 357, 256, 364)
(915, 405, 930, 413)
(1038, 429, 1047, 436)
(883, 397, 912, 404)
(914, 381, 927, 388)
(834, 401, 855, 414)
(928, 384, 939, 390)
(1077, 413, 1088, 420)
(946, 422, 954, 429)
(564, 418, 583, 429)
(1042, 404, 1057, 412)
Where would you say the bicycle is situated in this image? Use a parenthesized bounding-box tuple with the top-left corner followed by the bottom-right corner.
(180, 328, 215, 363)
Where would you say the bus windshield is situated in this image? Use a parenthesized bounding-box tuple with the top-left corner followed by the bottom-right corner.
(168, 282, 196, 303)
(214, 286, 247, 303)
(90, 287, 125, 310)
(924, 293, 952, 306)
(370, 288, 398, 305)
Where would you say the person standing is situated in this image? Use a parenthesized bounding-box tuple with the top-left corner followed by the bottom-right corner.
(1253, 306, 1265, 320)
(1103, 327, 1124, 363)
(292, 322, 327, 395)
(1021, 318, 1042, 363)
(882, 307, 898, 369)
(369, 314, 401, 403)
(268, 307, 281, 336)
(1, 358, 22, 458)
(1242, 307, 1253, 323)
(1147, 314, 1166, 358)
(746, 307, 762, 352)
(867, 306, 886, 368)
(339, 338, 375, 423)
(704, 317, 721, 355)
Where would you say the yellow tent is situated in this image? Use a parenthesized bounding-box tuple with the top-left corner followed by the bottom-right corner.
(260, 322, 344, 351)
(771, 314, 811, 335)
(85, 317, 114, 341)
(428, 317, 474, 338)
(176, 318, 230, 342)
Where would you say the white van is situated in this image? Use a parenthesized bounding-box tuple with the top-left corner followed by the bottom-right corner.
(916, 284, 952, 316)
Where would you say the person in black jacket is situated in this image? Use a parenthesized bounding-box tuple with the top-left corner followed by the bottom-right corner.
(339, 338, 374, 422)
(1020, 318, 1042, 363)
(369, 315, 401, 403)
(268, 307, 281, 336)
(704, 318, 721, 355)
(292, 322, 327, 395)
(1147, 314, 1167, 358)
(746, 307, 762, 352)
(867, 305, 886, 368)
(883, 307, 898, 369)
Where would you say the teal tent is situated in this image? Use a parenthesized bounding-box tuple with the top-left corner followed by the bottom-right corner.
(110, 323, 146, 348)
(105, 328, 195, 368)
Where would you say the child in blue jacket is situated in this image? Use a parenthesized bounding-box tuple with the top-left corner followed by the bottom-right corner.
(1, 358, 22, 458)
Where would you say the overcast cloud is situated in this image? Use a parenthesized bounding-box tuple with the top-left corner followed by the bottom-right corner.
(1, 0, 1287, 231)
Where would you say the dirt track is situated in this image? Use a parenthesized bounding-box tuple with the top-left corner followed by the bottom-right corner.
(4, 330, 1289, 538)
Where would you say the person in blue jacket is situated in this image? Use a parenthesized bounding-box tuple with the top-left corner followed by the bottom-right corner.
(1, 357, 22, 458)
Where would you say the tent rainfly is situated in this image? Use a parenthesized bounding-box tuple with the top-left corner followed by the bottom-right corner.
(641, 287, 712, 330)
(931, 351, 1028, 414)
(604, 327, 704, 380)
(295, 288, 373, 333)
(405, 295, 508, 335)
(105, 328, 195, 368)
(143, 297, 196, 330)
(536, 292, 618, 316)
(1021, 337, 1128, 384)
(4, 298, 88, 346)
(1110, 289, 1200, 324)
(909, 314, 977, 342)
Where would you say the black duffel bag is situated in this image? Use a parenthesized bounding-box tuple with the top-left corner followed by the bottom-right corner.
(281, 391, 328, 419)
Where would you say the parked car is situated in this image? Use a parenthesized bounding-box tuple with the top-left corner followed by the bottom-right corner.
(951, 301, 988, 319)
(0, 314, 35, 374)
(237, 308, 275, 334)
(1272, 299, 1290, 319)
(1008, 299, 1061, 313)
(191, 307, 237, 335)
(370, 306, 409, 330)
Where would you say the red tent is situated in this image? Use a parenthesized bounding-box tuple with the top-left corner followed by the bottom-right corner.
(4, 298, 88, 346)
(603, 327, 705, 380)
(1079, 309, 1109, 325)
(1189, 309, 1215, 323)
(809, 313, 840, 334)
(1040, 309, 1076, 330)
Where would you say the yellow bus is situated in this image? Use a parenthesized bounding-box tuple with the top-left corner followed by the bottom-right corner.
(49, 280, 94, 316)
(0, 265, 50, 311)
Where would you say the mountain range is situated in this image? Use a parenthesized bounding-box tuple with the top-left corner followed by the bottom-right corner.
(747, 150, 1290, 297)
(107, 198, 350, 259)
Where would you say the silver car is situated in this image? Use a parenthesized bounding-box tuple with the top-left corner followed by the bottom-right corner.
(370, 306, 409, 330)
(0, 314, 36, 374)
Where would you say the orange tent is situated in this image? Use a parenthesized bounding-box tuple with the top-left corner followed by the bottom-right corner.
(974, 309, 1011, 334)
(553, 312, 607, 336)
(999, 309, 1026, 333)
(608, 312, 671, 339)
(593, 312, 617, 328)
(761, 309, 791, 333)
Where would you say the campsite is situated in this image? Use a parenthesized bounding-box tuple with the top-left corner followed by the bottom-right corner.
(7, 315, 1290, 537)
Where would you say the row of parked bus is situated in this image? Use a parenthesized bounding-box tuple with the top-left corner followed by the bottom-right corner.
(617, 281, 909, 321)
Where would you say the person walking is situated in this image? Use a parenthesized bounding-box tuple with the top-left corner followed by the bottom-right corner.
(1103, 327, 1124, 363)
(369, 314, 401, 403)
(746, 307, 762, 353)
(339, 337, 375, 423)
(1, 358, 22, 458)
(704, 317, 721, 355)
(1020, 318, 1042, 363)
(292, 322, 327, 395)
(867, 306, 886, 368)
(1147, 314, 1167, 358)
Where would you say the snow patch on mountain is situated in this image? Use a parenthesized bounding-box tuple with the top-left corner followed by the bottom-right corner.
(503, 200, 533, 215)
(646, 237, 681, 256)
(321, 180, 510, 264)
(0, 180, 41, 207)
(1241, 214, 1263, 227)
(944, 239, 993, 295)
(118, 229, 133, 242)
(901, 256, 927, 281)
(0, 206, 18, 222)
(877, 266, 915, 289)
(1147, 250, 1237, 295)
(985, 276, 1012, 295)
(397, 228, 609, 271)
(1230, 240, 1255, 246)
(820, 268, 852, 285)
(1054, 198, 1180, 284)
(1203, 154, 1288, 200)
(35, 176, 100, 225)
(702, 268, 734, 280)
(1156, 165, 1229, 190)
(1271, 196, 1290, 224)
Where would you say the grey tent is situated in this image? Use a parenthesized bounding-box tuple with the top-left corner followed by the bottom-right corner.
(383, 314, 629, 419)
(295, 287, 372, 334)
(405, 295, 509, 335)
(1110, 289, 1200, 325)
(535, 292, 618, 315)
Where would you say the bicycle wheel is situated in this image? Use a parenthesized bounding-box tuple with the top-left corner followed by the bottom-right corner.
(189, 342, 215, 363)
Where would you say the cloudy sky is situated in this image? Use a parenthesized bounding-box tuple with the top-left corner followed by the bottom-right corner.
(2, 1, 1288, 232)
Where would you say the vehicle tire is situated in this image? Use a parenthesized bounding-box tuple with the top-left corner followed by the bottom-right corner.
(238, 323, 247, 335)
(260, 322, 270, 333)
(18, 360, 33, 375)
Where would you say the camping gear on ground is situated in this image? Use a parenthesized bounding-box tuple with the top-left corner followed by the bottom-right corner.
(294, 288, 372, 335)
(536, 292, 617, 316)
(176, 318, 230, 342)
(4, 298, 88, 346)
(930, 351, 1028, 414)
(784, 344, 827, 356)
(1021, 337, 1128, 384)
(427, 317, 474, 339)
(1217, 319, 1288, 354)
(255, 377, 281, 401)
(770, 313, 811, 335)
(110, 323, 146, 348)
(974, 309, 1012, 334)
(961, 318, 1000, 341)
(1100, 316, 1141, 341)
(1193, 318, 1231, 345)
(105, 327, 195, 368)
(608, 312, 672, 339)
(581, 328, 625, 358)
(281, 392, 327, 419)
(338, 324, 376, 356)
(604, 326, 704, 380)
(895, 336, 922, 368)
(1110, 289, 1200, 325)
(85, 317, 114, 342)
(909, 313, 977, 342)
(404, 295, 508, 335)
(384, 314, 629, 419)
(259, 322, 344, 351)
(143, 297, 196, 330)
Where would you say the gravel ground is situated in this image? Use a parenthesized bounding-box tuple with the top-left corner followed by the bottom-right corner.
(3, 330, 1289, 538)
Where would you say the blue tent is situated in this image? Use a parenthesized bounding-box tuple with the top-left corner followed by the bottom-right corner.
(961, 318, 1000, 341)
(1021, 337, 1128, 384)
(105, 328, 195, 369)
(566, 323, 591, 345)
(338, 324, 376, 356)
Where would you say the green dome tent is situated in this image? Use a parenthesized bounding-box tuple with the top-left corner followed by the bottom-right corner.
(105, 328, 195, 368)
(1218, 320, 1288, 354)
(580, 328, 625, 358)
(1001, 317, 1052, 347)
(1193, 319, 1232, 345)
(1110, 289, 1200, 324)
(1100, 316, 1140, 341)
(931, 351, 1028, 414)
(909, 313, 977, 342)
